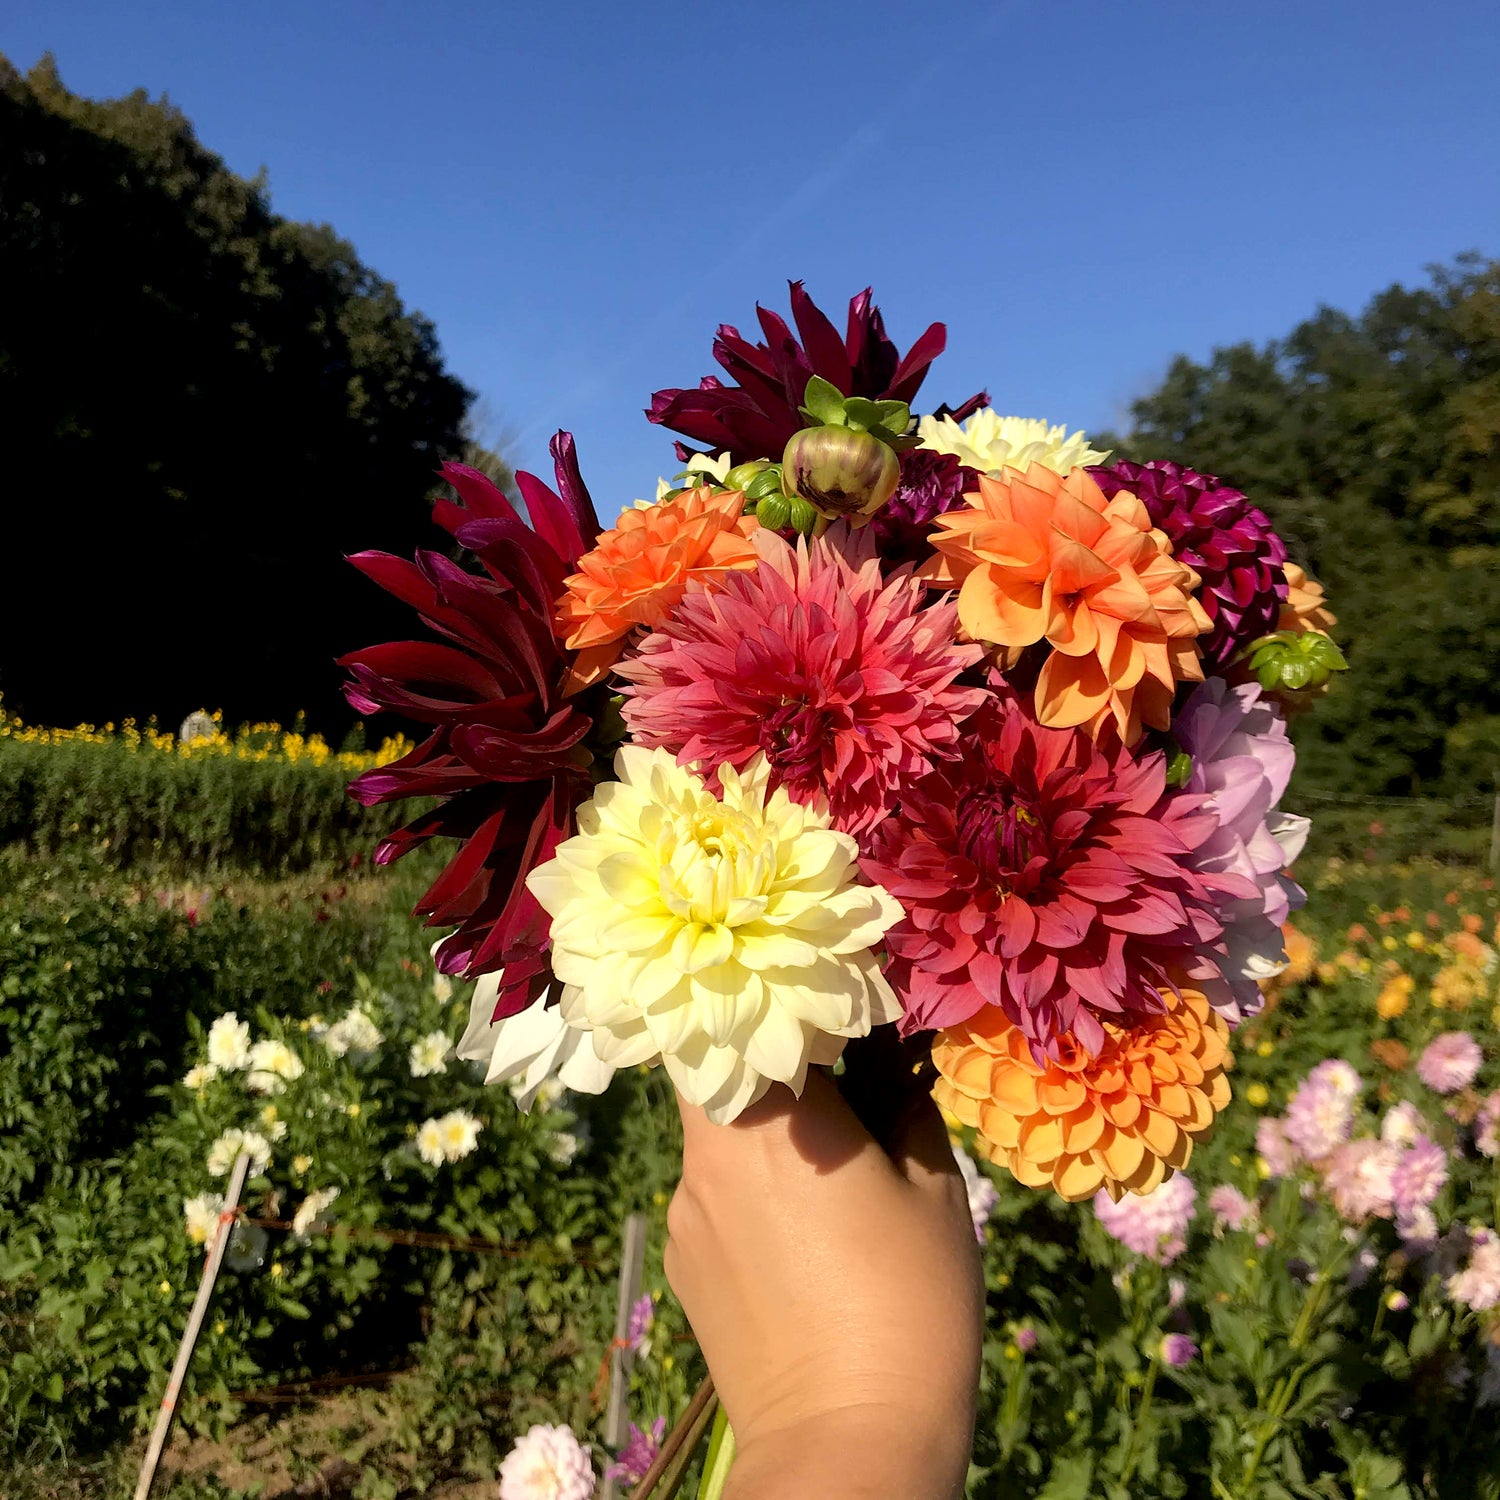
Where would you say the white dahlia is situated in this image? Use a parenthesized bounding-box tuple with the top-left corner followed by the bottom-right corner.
(525, 747, 903, 1124)
(916, 410, 1110, 478)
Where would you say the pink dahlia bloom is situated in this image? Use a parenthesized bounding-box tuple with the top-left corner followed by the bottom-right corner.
(1091, 459, 1289, 669)
(1392, 1135, 1448, 1230)
(1256, 1116, 1300, 1177)
(1381, 1101, 1426, 1148)
(1416, 1031, 1483, 1094)
(1320, 1138, 1398, 1222)
(1171, 680, 1310, 1022)
(862, 691, 1244, 1054)
(1093, 1173, 1197, 1263)
(605, 1418, 665, 1487)
(1207, 1183, 1257, 1232)
(1448, 1230, 1500, 1312)
(1475, 1091, 1500, 1158)
(1160, 1332, 1199, 1367)
(499, 1422, 595, 1500)
(618, 525, 985, 836)
(952, 1143, 1000, 1242)
(1283, 1060, 1362, 1162)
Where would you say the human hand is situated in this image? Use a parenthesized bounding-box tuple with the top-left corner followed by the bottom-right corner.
(664, 1070, 983, 1500)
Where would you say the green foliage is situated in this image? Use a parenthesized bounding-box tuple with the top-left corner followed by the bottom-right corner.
(1121, 254, 1500, 808)
(0, 727, 403, 876)
(0, 54, 475, 732)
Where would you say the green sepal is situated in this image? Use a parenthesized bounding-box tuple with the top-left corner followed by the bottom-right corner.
(1164, 747, 1193, 788)
(744, 466, 785, 501)
(754, 494, 792, 531)
(788, 497, 820, 535)
(800, 375, 847, 426)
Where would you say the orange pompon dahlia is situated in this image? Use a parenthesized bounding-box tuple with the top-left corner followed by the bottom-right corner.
(932, 983, 1233, 1202)
(926, 465, 1211, 743)
(554, 486, 759, 692)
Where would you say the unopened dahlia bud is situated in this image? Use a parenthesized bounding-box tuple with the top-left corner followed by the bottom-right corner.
(753, 493, 792, 531)
(725, 459, 770, 493)
(782, 425, 900, 522)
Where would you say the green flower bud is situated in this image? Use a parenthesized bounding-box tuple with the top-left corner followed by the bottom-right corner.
(744, 465, 785, 501)
(788, 497, 820, 536)
(725, 460, 769, 493)
(782, 424, 900, 522)
(754, 493, 792, 532)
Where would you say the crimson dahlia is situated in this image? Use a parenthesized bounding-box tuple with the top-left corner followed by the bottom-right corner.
(648, 281, 988, 464)
(862, 691, 1253, 1057)
(340, 435, 601, 1016)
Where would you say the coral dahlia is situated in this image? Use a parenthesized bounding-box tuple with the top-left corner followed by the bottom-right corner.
(554, 485, 759, 691)
(926, 466, 1211, 744)
(525, 748, 903, 1123)
(616, 525, 986, 836)
(862, 693, 1243, 1056)
(933, 984, 1231, 1201)
(648, 280, 987, 464)
(1091, 460, 1288, 670)
(340, 438, 601, 1011)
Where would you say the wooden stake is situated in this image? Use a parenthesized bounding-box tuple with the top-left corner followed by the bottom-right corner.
(133, 1150, 252, 1500)
(601, 1212, 648, 1500)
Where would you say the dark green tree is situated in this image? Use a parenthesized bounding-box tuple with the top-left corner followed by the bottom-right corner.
(1120, 255, 1500, 801)
(0, 56, 476, 729)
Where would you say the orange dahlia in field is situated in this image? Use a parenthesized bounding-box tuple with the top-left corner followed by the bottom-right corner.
(926, 465, 1210, 743)
(932, 983, 1232, 1201)
(554, 486, 759, 691)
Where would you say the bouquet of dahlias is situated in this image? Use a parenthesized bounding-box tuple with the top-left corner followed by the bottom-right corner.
(341, 282, 1344, 1205)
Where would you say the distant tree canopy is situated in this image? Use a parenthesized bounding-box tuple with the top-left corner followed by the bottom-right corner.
(1116, 254, 1500, 799)
(0, 56, 494, 731)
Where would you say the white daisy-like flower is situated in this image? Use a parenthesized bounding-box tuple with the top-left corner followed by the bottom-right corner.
(432, 972, 454, 1002)
(291, 1186, 340, 1238)
(438, 1109, 482, 1162)
(322, 1007, 383, 1058)
(457, 980, 615, 1112)
(183, 1063, 219, 1091)
(206, 1013, 252, 1071)
(548, 1130, 583, 1166)
(524, 748, 903, 1124)
(206, 1128, 272, 1178)
(916, 410, 1110, 478)
(416, 1117, 448, 1167)
(258, 1104, 288, 1142)
(408, 1031, 452, 1078)
(247, 1038, 305, 1095)
(183, 1191, 225, 1249)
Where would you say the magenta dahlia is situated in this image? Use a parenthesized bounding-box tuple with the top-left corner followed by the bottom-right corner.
(616, 525, 986, 835)
(869, 448, 975, 569)
(340, 435, 602, 1015)
(861, 691, 1251, 1056)
(648, 281, 988, 464)
(1090, 460, 1289, 669)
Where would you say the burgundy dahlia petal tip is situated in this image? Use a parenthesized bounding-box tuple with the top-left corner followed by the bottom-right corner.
(1091, 460, 1289, 669)
(647, 282, 987, 464)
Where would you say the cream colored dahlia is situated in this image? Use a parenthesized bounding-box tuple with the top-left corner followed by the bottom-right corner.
(525, 747, 903, 1123)
(917, 411, 1110, 477)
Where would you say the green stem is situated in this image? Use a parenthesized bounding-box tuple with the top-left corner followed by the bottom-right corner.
(1118, 1358, 1160, 1484)
(696, 1406, 736, 1500)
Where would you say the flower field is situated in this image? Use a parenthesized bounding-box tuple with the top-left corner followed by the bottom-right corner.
(0, 824, 1496, 1499)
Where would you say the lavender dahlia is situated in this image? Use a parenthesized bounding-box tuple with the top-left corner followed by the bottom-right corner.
(1416, 1031, 1483, 1094)
(1282, 1060, 1362, 1162)
(1093, 1173, 1197, 1263)
(1091, 459, 1289, 669)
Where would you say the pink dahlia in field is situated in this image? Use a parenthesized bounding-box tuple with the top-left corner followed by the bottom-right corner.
(1207, 1183, 1257, 1232)
(1093, 1173, 1197, 1263)
(1392, 1135, 1448, 1233)
(1476, 1091, 1500, 1158)
(1416, 1031, 1483, 1094)
(499, 1422, 595, 1500)
(869, 448, 974, 568)
(1171, 679, 1310, 1022)
(648, 280, 987, 463)
(606, 1418, 665, 1487)
(1283, 1060, 1362, 1161)
(1091, 459, 1289, 669)
(1320, 1138, 1398, 1222)
(340, 437, 601, 1011)
(1256, 1115, 1300, 1177)
(617, 525, 985, 835)
(1448, 1230, 1500, 1312)
(862, 691, 1239, 1055)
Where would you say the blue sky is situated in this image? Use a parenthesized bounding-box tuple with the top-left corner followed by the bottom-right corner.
(9, 1, 1500, 512)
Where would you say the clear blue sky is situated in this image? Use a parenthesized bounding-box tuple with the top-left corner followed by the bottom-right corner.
(9, 1, 1500, 512)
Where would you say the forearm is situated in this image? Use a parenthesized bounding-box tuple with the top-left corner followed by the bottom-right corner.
(723, 1408, 969, 1500)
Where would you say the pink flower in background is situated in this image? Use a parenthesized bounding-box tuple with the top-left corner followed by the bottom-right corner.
(1256, 1116, 1300, 1177)
(1014, 1326, 1039, 1353)
(1169, 679, 1310, 1023)
(1448, 1230, 1500, 1312)
(1094, 1174, 1197, 1264)
(499, 1422, 595, 1500)
(1168, 1277, 1187, 1308)
(1476, 1091, 1500, 1158)
(1391, 1136, 1448, 1232)
(1160, 1332, 1199, 1367)
(1417, 1032, 1483, 1094)
(1320, 1139, 1398, 1222)
(605, 1419, 666, 1488)
(1380, 1101, 1426, 1148)
(1207, 1183, 1257, 1232)
(1283, 1060, 1362, 1161)
(626, 1294, 654, 1353)
(618, 525, 984, 836)
(952, 1144, 1001, 1242)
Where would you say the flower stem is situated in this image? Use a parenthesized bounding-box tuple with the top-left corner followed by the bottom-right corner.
(1118, 1357, 1160, 1484)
